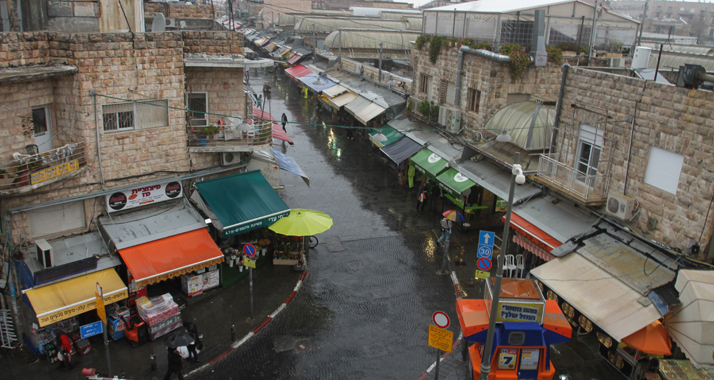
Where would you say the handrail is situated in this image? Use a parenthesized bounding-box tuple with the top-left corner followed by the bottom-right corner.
(0, 141, 88, 191)
(187, 117, 273, 148)
(536, 154, 606, 201)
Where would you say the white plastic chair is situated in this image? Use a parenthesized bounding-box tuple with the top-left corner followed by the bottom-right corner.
(245, 130, 255, 145)
(516, 254, 524, 278)
(503, 254, 516, 278)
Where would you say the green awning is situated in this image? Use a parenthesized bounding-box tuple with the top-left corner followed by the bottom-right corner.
(410, 149, 449, 179)
(436, 168, 477, 198)
(195, 170, 290, 236)
(369, 125, 403, 148)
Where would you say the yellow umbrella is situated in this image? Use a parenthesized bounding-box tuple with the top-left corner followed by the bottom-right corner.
(268, 208, 333, 236)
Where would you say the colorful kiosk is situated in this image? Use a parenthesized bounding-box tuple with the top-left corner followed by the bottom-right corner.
(456, 279, 572, 380)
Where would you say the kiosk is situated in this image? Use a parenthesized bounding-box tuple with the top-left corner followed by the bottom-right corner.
(456, 279, 572, 380)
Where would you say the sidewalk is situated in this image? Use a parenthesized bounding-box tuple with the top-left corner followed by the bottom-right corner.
(0, 260, 306, 380)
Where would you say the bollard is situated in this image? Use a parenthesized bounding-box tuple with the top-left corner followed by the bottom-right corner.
(231, 325, 236, 342)
(150, 353, 157, 372)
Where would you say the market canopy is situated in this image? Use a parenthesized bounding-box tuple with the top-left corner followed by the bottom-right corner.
(195, 170, 290, 236)
(26, 268, 128, 327)
(354, 102, 387, 125)
(344, 96, 372, 119)
(288, 54, 302, 65)
(410, 148, 449, 180)
(369, 125, 403, 148)
(285, 65, 312, 81)
(298, 73, 337, 94)
(118, 229, 224, 288)
(322, 84, 349, 98)
(327, 91, 358, 110)
(436, 168, 477, 198)
(531, 253, 663, 341)
(272, 148, 310, 187)
(381, 136, 422, 165)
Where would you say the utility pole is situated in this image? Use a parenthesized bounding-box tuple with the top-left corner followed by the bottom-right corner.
(378, 42, 383, 82)
(636, 1, 648, 47)
(588, 0, 599, 61)
(313, 24, 316, 52)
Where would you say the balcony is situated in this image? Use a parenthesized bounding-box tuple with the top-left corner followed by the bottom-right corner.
(187, 118, 273, 153)
(535, 154, 608, 206)
(0, 141, 88, 196)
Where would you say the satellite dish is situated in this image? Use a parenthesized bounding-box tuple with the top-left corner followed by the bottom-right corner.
(152, 13, 166, 32)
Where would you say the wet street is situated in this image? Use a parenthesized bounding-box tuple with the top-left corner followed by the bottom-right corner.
(191, 70, 460, 379)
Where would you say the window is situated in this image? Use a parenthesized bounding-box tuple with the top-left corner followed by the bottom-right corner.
(575, 125, 603, 184)
(467, 88, 481, 113)
(445, 82, 456, 105)
(28, 201, 86, 238)
(102, 100, 169, 132)
(644, 147, 684, 194)
(187, 92, 208, 126)
(32, 107, 49, 136)
(419, 73, 430, 94)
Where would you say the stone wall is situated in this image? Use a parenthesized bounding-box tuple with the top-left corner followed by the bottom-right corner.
(0, 32, 50, 68)
(181, 31, 243, 55)
(411, 43, 562, 133)
(144, 2, 215, 19)
(560, 66, 714, 255)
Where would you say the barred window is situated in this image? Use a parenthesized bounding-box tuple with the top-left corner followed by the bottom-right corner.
(102, 99, 169, 132)
(186, 92, 208, 126)
(419, 73, 430, 94)
(467, 88, 481, 113)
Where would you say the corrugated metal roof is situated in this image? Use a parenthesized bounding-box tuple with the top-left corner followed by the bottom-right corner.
(294, 17, 409, 33)
(327, 70, 406, 108)
(323, 30, 420, 50)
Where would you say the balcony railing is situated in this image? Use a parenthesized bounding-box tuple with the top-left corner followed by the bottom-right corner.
(535, 154, 608, 205)
(186, 118, 273, 152)
(0, 141, 88, 194)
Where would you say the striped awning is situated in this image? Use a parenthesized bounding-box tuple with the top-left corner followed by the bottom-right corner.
(513, 233, 555, 262)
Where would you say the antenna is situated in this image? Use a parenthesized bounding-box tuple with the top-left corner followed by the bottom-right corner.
(152, 13, 166, 32)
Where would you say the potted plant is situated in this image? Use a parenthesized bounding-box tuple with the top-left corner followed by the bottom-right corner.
(258, 238, 270, 256)
(202, 125, 221, 139)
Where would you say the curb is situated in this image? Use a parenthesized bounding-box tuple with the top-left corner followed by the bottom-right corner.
(188, 260, 309, 376)
(418, 235, 464, 380)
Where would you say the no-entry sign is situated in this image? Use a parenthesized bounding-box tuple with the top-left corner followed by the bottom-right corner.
(477, 257, 492, 271)
(243, 244, 256, 258)
(432, 311, 450, 329)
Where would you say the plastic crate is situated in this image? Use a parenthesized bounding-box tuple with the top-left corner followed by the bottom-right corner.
(74, 338, 91, 356)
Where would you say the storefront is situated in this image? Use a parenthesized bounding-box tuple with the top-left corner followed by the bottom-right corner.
(194, 170, 291, 287)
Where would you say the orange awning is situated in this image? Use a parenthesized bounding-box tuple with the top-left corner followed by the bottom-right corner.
(543, 300, 573, 339)
(509, 212, 561, 251)
(119, 229, 224, 287)
(456, 299, 490, 338)
(623, 320, 672, 355)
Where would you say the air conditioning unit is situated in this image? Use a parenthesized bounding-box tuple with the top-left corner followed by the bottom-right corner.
(606, 193, 636, 220)
(219, 152, 239, 166)
(608, 57, 625, 68)
(438, 106, 452, 127)
(354, 63, 363, 75)
(35, 239, 54, 269)
(165, 18, 177, 28)
(449, 110, 461, 133)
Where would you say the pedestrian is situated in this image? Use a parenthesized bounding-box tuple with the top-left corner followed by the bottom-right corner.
(183, 321, 202, 363)
(416, 182, 427, 211)
(437, 217, 452, 247)
(164, 347, 184, 380)
(257, 94, 262, 109)
(281, 113, 288, 132)
(56, 332, 74, 370)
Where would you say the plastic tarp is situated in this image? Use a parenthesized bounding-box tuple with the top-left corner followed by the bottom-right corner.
(298, 73, 337, 94)
(344, 96, 372, 118)
(118, 229, 224, 288)
(322, 85, 348, 98)
(288, 54, 302, 64)
(369, 125, 403, 148)
(484, 101, 555, 151)
(531, 253, 663, 341)
(26, 268, 128, 327)
(410, 148, 449, 179)
(354, 102, 387, 125)
(380, 136, 423, 165)
(195, 170, 290, 236)
(665, 270, 714, 368)
(285, 65, 312, 80)
(436, 168, 477, 197)
(327, 92, 358, 110)
(272, 148, 310, 187)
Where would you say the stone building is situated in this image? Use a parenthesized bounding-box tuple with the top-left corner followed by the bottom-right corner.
(608, 0, 714, 43)
(0, 30, 266, 244)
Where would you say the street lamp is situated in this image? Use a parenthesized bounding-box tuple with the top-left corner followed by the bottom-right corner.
(479, 152, 524, 380)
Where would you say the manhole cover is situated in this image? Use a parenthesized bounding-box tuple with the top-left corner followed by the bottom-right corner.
(325, 236, 346, 252)
(363, 343, 388, 357)
(347, 260, 363, 271)
(371, 288, 391, 299)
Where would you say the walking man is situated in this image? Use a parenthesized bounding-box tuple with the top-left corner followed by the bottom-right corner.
(164, 347, 184, 380)
(183, 321, 202, 363)
(437, 217, 452, 247)
(416, 181, 427, 211)
(281, 113, 288, 132)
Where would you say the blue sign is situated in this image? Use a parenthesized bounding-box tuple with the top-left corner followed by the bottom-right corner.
(477, 257, 492, 271)
(243, 244, 256, 258)
(477, 231, 496, 264)
(80, 321, 103, 339)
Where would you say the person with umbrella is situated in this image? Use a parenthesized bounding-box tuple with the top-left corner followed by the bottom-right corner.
(183, 321, 202, 362)
(164, 331, 194, 380)
(438, 210, 465, 247)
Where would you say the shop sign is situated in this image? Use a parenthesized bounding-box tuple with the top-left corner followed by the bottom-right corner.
(474, 270, 491, 279)
(519, 348, 540, 370)
(498, 348, 518, 370)
(224, 210, 290, 236)
(246, 159, 280, 188)
(427, 324, 453, 352)
(31, 159, 80, 185)
(106, 181, 182, 213)
(37, 289, 128, 327)
(244, 258, 256, 268)
(80, 321, 103, 339)
(96, 283, 106, 324)
(496, 302, 544, 324)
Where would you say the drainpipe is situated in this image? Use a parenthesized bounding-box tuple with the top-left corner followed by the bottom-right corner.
(92, 91, 105, 185)
(589, 0, 599, 61)
(551, 63, 570, 152)
(454, 45, 511, 107)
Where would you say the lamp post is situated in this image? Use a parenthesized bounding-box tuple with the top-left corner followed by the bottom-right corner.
(479, 152, 525, 380)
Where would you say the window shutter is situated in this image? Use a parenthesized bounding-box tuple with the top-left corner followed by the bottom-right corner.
(29, 201, 85, 239)
(644, 147, 684, 195)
